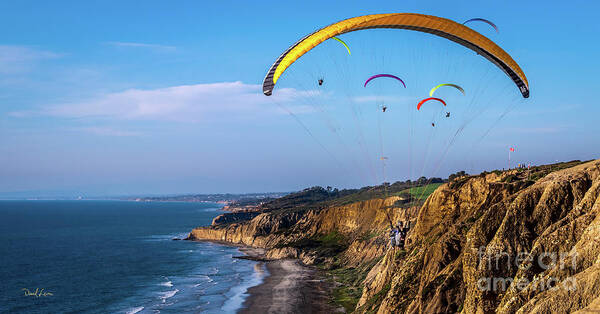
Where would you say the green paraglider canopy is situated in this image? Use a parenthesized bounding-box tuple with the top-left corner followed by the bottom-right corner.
(429, 84, 465, 97)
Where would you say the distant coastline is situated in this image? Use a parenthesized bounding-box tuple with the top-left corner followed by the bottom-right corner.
(123, 192, 288, 205)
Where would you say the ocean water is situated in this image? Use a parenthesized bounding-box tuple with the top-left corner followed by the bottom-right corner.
(0, 200, 266, 313)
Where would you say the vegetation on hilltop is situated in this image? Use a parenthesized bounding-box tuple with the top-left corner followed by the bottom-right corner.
(259, 177, 445, 215)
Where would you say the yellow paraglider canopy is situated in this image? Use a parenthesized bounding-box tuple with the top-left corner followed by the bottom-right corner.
(262, 13, 529, 98)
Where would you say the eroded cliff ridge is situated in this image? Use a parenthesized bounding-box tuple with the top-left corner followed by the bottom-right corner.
(187, 159, 600, 313)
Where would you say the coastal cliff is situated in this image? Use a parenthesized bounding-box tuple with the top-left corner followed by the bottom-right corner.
(187, 159, 600, 313)
(188, 196, 410, 265)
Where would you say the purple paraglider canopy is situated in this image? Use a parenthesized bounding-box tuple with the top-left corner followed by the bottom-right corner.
(364, 74, 406, 88)
(463, 18, 499, 33)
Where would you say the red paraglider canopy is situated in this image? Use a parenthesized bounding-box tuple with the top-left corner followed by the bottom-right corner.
(417, 97, 446, 110)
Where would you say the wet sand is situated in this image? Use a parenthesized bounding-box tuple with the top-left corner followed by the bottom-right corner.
(240, 258, 338, 314)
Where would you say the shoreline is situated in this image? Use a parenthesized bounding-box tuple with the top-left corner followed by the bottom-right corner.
(238, 248, 338, 314)
(188, 241, 338, 313)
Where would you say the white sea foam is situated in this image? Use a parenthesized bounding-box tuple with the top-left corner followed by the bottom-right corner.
(220, 263, 267, 312)
(125, 306, 144, 314)
(160, 289, 179, 303)
(159, 281, 173, 287)
(195, 274, 214, 283)
(120, 241, 264, 313)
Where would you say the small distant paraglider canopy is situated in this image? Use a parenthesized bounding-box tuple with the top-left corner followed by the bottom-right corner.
(380, 156, 389, 160)
(262, 13, 528, 98)
(463, 18, 499, 33)
(417, 97, 446, 110)
(429, 83, 465, 97)
(364, 74, 406, 88)
(331, 36, 351, 55)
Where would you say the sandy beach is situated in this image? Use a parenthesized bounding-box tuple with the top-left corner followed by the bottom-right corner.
(240, 257, 338, 314)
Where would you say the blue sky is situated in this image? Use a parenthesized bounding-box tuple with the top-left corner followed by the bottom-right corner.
(1, 0, 598, 197)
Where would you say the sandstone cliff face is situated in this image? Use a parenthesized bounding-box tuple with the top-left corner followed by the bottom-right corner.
(211, 212, 260, 226)
(359, 160, 600, 314)
(187, 159, 600, 313)
(187, 196, 409, 266)
(188, 210, 307, 248)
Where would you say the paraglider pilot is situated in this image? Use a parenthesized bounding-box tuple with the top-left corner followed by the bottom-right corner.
(398, 221, 411, 249)
(389, 227, 397, 247)
(318, 78, 324, 86)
